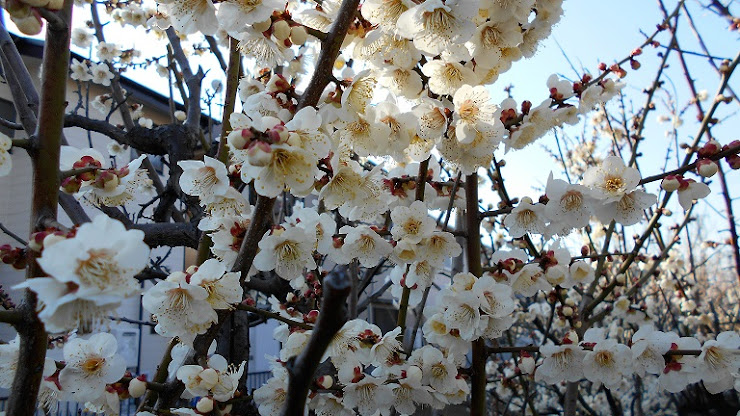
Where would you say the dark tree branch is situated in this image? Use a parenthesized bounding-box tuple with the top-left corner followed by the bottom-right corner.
(132, 222, 199, 248)
(282, 266, 350, 416)
(8, 2, 72, 414)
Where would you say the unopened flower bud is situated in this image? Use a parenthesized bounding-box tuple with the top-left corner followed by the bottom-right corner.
(246, 141, 272, 167)
(316, 375, 333, 389)
(252, 18, 271, 33)
(562, 306, 573, 317)
(615, 273, 626, 285)
(128, 376, 147, 398)
(95, 170, 120, 192)
(661, 175, 682, 192)
(196, 397, 214, 413)
(174, 110, 187, 121)
(696, 159, 718, 177)
(61, 177, 82, 194)
(726, 154, 740, 170)
(290, 25, 308, 45)
(272, 20, 291, 41)
(519, 356, 535, 375)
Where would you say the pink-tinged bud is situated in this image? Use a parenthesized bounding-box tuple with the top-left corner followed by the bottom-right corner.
(598, 62, 607, 71)
(246, 141, 273, 167)
(61, 177, 82, 194)
(630, 59, 641, 70)
(696, 159, 718, 177)
(726, 154, 740, 170)
(27, 231, 46, 252)
(196, 397, 214, 413)
(227, 129, 250, 150)
(316, 375, 333, 389)
(116, 166, 130, 179)
(723, 140, 740, 152)
(304, 309, 319, 323)
(94, 170, 120, 192)
(73, 156, 102, 181)
(661, 175, 682, 192)
(699, 139, 721, 157)
(128, 377, 147, 398)
(267, 125, 289, 144)
(266, 74, 291, 93)
(631, 47, 643, 56)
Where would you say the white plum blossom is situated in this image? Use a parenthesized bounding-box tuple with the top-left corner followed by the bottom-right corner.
(677, 178, 711, 210)
(342, 375, 394, 416)
(536, 334, 585, 384)
(396, 0, 477, 56)
(59, 333, 126, 403)
(157, 0, 218, 35)
(631, 327, 677, 377)
(17, 215, 149, 332)
(504, 197, 547, 238)
(544, 173, 593, 233)
(178, 156, 231, 204)
(390, 200, 436, 244)
(217, 0, 285, 31)
(90, 63, 114, 86)
(188, 259, 243, 309)
(583, 156, 641, 202)
(581, 328, 633, 390)
(340, 225, 393, 268)
(452, 84, 499, 144)
(254, 226, 316, 283)
(142, 271, 218, 345)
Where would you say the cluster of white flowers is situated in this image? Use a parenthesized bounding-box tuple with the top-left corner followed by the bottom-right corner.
(143, 259, 243, 344)
(504, 156, 657, 239)
(423, 272, 516, 354)
(1, 0, 736, 415)
(0, 333, 128, 412)
(254, 318, 469, 416)
(533, 328, 740, 394)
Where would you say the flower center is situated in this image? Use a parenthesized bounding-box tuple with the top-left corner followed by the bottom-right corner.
(458, 100, 480, 123)
(603, 175, 625, 194)
(81, 357, 105, 374)
(358, 235, 376, 252)
(594, 350, 614, 367)
(516, 209, 536, 226)
(276, 240, 300, 261)
(423, 8, 454, 33)
(76, 249, 122, 290)
(403, 219, 422, 235)
(560, 190, 583, 211)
